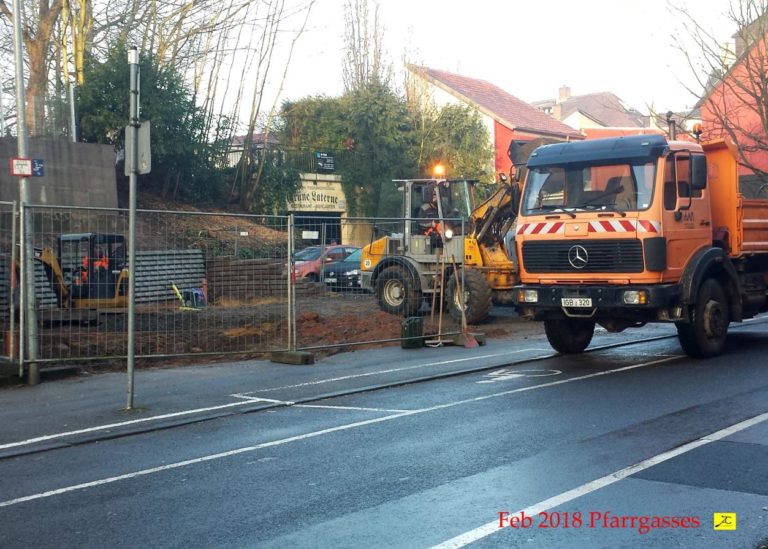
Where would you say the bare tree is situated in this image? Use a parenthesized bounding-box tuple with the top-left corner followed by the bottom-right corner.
(234, 0, 315, 211)
(0, 0, 63, 134)
(342, 0, 389, 92)
(674, 0, 768, 184)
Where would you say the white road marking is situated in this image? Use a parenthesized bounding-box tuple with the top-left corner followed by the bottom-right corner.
(0, 396, 292, 452)
(0, 352, 543, 452)
(294, 404, 413, 413)
(0, 355, 679, 508)
(229, 394, 293, 404)
(477, 368, 562, 384)
(431, 410, 768, 549)
(247, 350, 551, 393)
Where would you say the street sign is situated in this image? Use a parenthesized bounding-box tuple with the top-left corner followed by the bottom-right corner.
(315, 151, 335, 173)
(124, 121, 152, 175)
(32, 159, 44, 177)
(10, 157, 32, 176)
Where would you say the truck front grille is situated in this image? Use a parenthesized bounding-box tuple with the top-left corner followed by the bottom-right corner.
(522, 239, 644, 273)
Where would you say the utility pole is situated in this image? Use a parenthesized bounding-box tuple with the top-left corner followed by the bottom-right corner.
(69, 83, 77, 142)
(12, 0, 40, 384)
(0, 74, 6, 136)
(126, 47, 139, 409)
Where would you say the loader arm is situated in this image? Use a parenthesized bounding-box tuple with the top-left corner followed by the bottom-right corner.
(470, 181, 519, 248)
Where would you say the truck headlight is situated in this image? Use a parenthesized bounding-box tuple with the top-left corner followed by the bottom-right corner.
(517, 289, 538, 303)
(623, 290, 648, 305)
(444, 228, 454, 240)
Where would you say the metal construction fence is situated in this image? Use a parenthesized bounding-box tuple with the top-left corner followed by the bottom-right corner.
(6, 207, 467, 371)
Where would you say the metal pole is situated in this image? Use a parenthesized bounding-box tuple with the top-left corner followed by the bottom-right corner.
(18, 203, 25, 373)
(0, 77, 5, 135)
(69, 83, 76, 142)
(287, 214, 295, 352)
(126, 47, 139, 410)
(10, 201, 17, 373)
(12, 0, 40, 385)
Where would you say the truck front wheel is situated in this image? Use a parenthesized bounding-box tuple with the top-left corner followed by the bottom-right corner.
(676, 278, 729, 358)
(544, 318, 595, 354)
(376, 266, 421, 316)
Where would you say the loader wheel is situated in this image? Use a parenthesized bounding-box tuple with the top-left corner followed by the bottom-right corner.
(446, 268, 492, 324)
(544, 318, 595, 354)
(676, 278, 729, 358)
(376, 266, 421, 316)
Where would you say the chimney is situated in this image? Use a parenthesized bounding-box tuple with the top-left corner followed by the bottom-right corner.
(558, 85, 571, 103)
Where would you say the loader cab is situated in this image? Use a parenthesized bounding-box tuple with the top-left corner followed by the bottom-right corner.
(398, 179, 475, 243)
(59, 233, 126, 298)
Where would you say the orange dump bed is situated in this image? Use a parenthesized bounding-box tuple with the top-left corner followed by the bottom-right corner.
(704, 139, 768, 257)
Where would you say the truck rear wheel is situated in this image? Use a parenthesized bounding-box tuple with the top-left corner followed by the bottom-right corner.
(376, 266, 421, 316)
(544, 318, 595, 354)
(676, 278, 729, 358)
(446, 268, 492, 324)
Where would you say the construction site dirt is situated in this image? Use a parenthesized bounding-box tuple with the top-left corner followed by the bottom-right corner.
(32, 294, 544, 371)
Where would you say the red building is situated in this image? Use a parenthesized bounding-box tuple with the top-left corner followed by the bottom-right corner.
(407, 65, 582, 176)
(698, 20, 768, 187)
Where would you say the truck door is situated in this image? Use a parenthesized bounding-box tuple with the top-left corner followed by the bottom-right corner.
(661, 152, 711, 280)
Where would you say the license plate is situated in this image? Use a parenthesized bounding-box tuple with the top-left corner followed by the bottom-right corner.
(561, 297, 592, 308)
(324, 278, 337, 283)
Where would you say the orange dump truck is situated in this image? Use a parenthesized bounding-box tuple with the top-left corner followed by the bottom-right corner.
(512, 134, 768, 357)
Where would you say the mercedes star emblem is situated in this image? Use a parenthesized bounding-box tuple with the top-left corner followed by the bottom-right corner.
(568, 245, 589, 269)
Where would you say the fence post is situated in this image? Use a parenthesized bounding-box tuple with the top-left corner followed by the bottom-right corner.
(287, 214, 296, 352)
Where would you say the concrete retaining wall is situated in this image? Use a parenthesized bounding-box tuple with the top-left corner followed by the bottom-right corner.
(0, 137, 117, 208)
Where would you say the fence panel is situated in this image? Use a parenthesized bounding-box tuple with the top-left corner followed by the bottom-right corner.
(21, 205, 289, 363)
(292, 215, 465, 352)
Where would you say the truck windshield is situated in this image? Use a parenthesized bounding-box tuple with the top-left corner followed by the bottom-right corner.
(522, 161, 656, 214)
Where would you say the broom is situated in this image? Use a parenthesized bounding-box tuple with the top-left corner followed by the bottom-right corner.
(450, 256, 479, 348)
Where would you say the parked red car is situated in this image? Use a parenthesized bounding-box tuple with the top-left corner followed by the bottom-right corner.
(292, 245, 360, 282)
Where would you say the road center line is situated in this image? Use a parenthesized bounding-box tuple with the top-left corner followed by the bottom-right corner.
(430, 410, 768, 549)
(0, 355, 679, 508)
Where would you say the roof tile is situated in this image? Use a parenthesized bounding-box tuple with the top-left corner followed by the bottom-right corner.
(410, 65, 581, 139)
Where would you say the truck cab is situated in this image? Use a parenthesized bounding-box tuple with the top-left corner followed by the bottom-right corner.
(512, 134, 768, 357)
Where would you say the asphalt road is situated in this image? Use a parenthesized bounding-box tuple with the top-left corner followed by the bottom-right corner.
(1, 320, 767, 548)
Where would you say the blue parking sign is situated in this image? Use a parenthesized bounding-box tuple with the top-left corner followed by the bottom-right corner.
(32, 159, 44, 177)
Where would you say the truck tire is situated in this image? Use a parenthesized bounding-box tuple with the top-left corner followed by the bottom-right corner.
(446, 268, 492, 324)
(544, 318, 595, 354)
(376, 266, 421, 316)
(676, 278, 729, 358)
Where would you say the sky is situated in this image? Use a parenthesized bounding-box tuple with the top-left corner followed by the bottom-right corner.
(264, 0, 733, 118)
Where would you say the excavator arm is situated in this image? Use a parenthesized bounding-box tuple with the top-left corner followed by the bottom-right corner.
(34, 247, 70, 307)
(470, 178, 519, 248)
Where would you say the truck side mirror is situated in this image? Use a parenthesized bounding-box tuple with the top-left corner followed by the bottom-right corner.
(690, 154, 707, 190)
(510, 182, 521, 215)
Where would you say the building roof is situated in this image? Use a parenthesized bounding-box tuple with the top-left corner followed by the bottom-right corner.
(533, 91, 648, 128)
(408, 65, 582, 139)
(231, 133, 281, 147)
